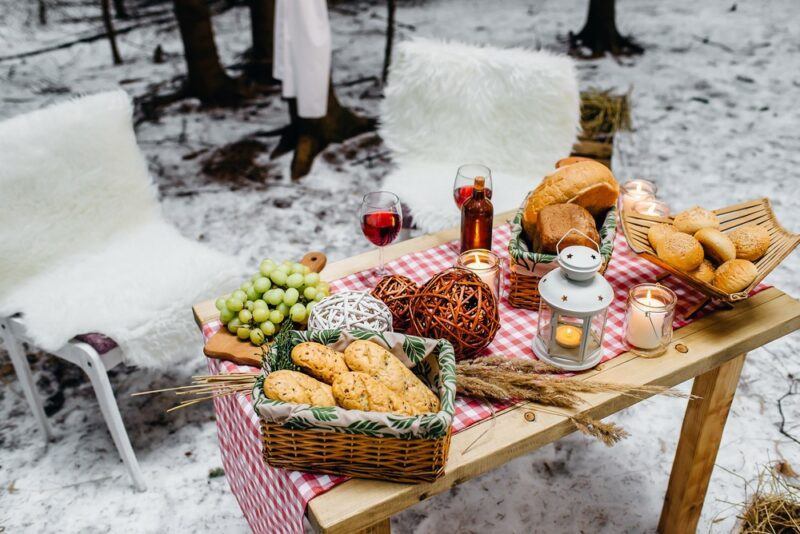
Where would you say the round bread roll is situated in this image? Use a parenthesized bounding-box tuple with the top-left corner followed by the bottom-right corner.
(522, 160, 619, 237)
(729, 224, 771, 261)
(658, 232, 704, 272)
(673, 206, 720, 234)
(647, 223, 677, 254)
(713, 259, 757, 294)
(555, 156, 593, 168)
(694, 228, 736, 263)
(687, 259, 716, 284)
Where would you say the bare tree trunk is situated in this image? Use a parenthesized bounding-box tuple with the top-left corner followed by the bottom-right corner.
(247, 0, 277, 84)
(382, 0, 395, 84)
(38, 0, 47, 25)
(272, 80, 375, 179)
(101, 0, 123, 65)
(173, 0, 240, 104)
(568, 0, 643, 58)
(113, 0, 129, 19)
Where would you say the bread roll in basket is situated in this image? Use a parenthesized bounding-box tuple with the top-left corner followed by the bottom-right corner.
(509, 159, 619, 310)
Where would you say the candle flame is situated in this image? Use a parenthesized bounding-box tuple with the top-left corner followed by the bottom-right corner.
(635, 183, 642, 193)
(646, 289, 652, 300)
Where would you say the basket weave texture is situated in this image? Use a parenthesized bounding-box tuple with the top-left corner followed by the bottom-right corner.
(507, 195, 618, 310)
(621, 198, 800, 302)
(261, 421, 451, 483)
(255, 329, 456, 482)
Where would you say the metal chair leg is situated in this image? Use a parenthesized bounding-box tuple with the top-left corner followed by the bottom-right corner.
(73, 343, 147, 491)
(0, 319, 54, 441)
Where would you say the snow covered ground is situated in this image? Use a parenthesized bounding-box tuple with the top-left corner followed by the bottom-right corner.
(1, 0, 799, 532)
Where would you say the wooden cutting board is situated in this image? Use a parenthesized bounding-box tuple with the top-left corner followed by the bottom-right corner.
(203, 252, 327, 367)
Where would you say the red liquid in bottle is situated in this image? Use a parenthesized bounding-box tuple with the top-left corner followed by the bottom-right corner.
(454, 185, 494, 208)
(362, 211, 401, 246)
(460, 176, 493, 252)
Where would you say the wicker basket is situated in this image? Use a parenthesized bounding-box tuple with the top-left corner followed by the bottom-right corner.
(508, 198, 618, 310)
(261, 421, 451, 483)
(621, 198, 800, 302)
(253, 329, 457, 483)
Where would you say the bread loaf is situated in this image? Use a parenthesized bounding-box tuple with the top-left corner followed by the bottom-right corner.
(657, 232, 704, 272)
(713, 259, 757, 293)
(555, 156, 593, 168)
(533, 204, 600, 254)
(673, 206, 719, 234)
(522, 160, 619, 238)
(291, 342, 349, 384)
(263, 370, 335, 407)
(694, 228, 736, 264)
(343, 340, 439, 414)
(331, 372, 414, 415)
(729, 225, 771, 261)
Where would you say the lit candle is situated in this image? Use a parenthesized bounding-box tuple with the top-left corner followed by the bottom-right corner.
(620, 180, 657, 213)
(633, 199, 670, 218)
(555, 324, 582, 349)
(456, 249, 500, 299)
(626, 289, 668, 349)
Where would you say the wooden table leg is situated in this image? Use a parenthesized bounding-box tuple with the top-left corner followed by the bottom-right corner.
(354, 518, 391, 534)
(658, 353, 746, 534)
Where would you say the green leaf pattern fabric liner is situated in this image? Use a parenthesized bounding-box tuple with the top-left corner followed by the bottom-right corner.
(252, 329, 457, 440)
(508, 192, 618, 272)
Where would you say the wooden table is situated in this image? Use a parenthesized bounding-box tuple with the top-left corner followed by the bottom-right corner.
(194, 211, 800, 534)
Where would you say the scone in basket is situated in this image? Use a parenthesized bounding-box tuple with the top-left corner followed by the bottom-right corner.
(252, 329, 456, 483)
(508, 195, 618, 310)
(621, 198, 800, 302)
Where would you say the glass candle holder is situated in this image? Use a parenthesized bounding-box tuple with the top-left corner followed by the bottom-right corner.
(620, 179, 657, 213)
(633, 199, 670, 218)
(624, 283, 677, 357)
(456, 249, 501, 300)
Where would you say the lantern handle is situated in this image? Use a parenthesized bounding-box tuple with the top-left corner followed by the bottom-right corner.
(556, 228, 600, 256)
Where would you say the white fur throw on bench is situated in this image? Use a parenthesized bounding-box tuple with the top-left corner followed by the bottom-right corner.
(0, 91, 242, 368)
(380, 39, 580, 233)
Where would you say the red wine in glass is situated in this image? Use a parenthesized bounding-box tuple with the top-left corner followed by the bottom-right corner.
(361, 211, 401, 246)
(453, 164, 493, 209)
(359, 191, 402, 282)
(454, 185, 494, 208)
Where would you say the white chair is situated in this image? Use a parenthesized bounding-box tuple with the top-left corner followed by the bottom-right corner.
(380, 38, 581, 233)
(0, 91, 240, 491)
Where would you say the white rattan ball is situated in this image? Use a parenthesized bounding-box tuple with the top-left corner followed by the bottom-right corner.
(308, 291, 393, 332)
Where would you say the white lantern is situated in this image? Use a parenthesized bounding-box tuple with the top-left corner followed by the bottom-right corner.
(532, 233, 614, 371)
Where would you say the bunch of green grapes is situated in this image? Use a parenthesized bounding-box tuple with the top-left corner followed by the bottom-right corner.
(215, 259, 330, 345)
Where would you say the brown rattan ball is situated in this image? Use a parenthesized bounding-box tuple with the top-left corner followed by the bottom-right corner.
(410, 268, 500, 359)
(371, 275, 419, 332)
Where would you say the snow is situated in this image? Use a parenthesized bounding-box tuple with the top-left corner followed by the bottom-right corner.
(1, 0, 799, 532)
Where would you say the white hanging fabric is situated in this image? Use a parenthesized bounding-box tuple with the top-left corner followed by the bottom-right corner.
(273, 0, 331, 118)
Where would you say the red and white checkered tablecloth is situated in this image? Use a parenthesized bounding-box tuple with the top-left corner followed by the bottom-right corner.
(200, 225, 766, 534)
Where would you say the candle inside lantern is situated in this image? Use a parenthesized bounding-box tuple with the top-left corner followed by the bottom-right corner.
(555, 324, 582, 349)
(633, 199, 670, 218)
(624, 284, 677, 356)
(456, 249, 501, 299)
(620, 180, 657, 213)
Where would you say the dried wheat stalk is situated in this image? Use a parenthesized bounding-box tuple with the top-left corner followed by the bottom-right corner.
(737, 462, 800, 533)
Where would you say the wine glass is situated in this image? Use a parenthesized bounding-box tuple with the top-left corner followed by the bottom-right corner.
(453, 163, 493, 209)
(360, 191, 402, 282)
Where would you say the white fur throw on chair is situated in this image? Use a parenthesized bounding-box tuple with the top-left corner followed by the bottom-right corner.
(380, 38, 581, 233)
(0, 91, 241, 368)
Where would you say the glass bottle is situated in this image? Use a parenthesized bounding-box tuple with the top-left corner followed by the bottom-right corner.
(460, 175, 493, 252)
